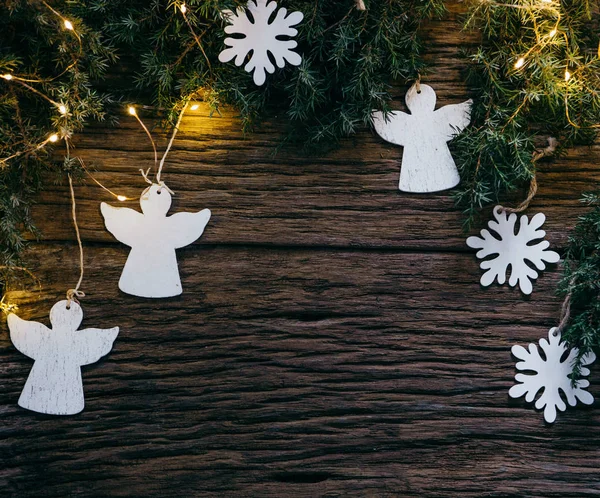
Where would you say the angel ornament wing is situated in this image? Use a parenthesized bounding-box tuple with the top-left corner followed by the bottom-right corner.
(372, 83, 472, 193)
(101, 183, 211, 298)
(8, 300, 119, 415)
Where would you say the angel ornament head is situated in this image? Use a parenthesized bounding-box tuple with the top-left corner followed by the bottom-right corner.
(372, 83, 472, 193)
(101, 183, 211, 298)
(8, 300, 119, 415)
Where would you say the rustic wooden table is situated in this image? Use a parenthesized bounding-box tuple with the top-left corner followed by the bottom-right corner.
(2, 4, 600, 496)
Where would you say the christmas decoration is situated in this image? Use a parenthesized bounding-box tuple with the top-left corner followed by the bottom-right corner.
(509, 328, 595, 423)
(218, 0, 304, 86)
(453, 0, 600, 228)
(372, 83, 472, 192)
(557, 192, 600, 382)
(0, 1, 115, 287)
(101, 184, 211, 298)
(466, 206, 559, 295)
(92, 0, 442, 144)
(7, 300, 119, 415)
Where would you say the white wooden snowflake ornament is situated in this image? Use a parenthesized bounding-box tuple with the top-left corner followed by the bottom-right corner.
(218, 0, 304, 86)
(372, 83, 472, 192)
(8, 300, 119, 415)
(466, 206, 560, 295)
(101, 184, 211, 298)
(509, 328, 595, 423)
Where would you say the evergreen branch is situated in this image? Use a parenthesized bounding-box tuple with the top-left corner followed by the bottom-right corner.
(454, 0, 599, 228)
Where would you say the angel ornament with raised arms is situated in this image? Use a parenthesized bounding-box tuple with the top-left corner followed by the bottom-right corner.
(101, 183, 211, 298)
(372, 83, 472, 193)
(8, 300, 119, 415)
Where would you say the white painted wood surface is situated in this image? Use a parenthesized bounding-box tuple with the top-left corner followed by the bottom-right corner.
(372, 83, 472, 193)
(509, 328, 596, 423)
(8, 300, 119, 416)
(101, 183, 211, 298)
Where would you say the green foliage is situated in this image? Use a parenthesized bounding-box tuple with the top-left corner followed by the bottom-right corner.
(90, 0, 444, 143)
(559, 192, 600, 380)
(0, 1, 116, 290)
(454, 0, 600, 229)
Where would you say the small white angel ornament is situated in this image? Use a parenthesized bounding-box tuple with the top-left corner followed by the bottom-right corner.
(372, 83, 472, 193)
(8, 300, 119, 415)
(101, 183, 211, 298)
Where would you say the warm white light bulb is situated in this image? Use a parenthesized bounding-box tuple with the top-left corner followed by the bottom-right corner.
(565, 70, 571, 81)
(548, 29, 557, 37)
(48, 134, 59, 143)
(190, 104, 199, 110)
(514, 57, 526, 69)
(128, 106, 137, 116)
(180, 4, 187, 13)
(58, 105, 67, 115)
(1, 74, 13, 80)
(64, 19, 74, 30)
(117, 195, 127, 202)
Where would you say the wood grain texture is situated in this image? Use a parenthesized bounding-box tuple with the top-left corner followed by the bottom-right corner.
(2, 3, 600, 496)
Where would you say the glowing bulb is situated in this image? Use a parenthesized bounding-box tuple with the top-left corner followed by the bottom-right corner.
(58, 105, 67, 115)
(0, 299, 18, 314)
(565, 70, 571, 81)
(128, 106, 137, 116)
(1, 74, 13, 80)
(514, 57, 526, 69)
(64, 19, 74, 30)
(548, 29, 557, 37)
(190, 104, 199, 110)
(117, 195, 127, 202)
(48, 134, 59, 143)
(180, 4, 187, 13)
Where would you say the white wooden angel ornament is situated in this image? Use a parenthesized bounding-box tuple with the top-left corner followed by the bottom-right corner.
(372, 83, 472, 193)
(7, 300, 119, 415)
(101, 183, 211, 298)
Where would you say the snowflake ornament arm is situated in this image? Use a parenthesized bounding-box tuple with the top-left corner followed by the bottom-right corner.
(219, 0, 304, 86)
(466, 206, 560, 294)
(509, 328, 595, 423)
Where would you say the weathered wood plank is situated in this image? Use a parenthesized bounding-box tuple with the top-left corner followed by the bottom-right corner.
(30, 121, 600, 250)
(3, 1, 600, 496)
(25, 1, 598, 251)
(1, 245, 598, 496)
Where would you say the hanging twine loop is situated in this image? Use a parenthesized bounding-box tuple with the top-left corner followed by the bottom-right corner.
(156, 102, 188, 185)
(66, 288, 85, 306)
(141, 179, 175, 199)
(356, 0, 366, 10)
(415, 75, 421, 94)
(500, 176, 538, 214)
(137, 100, 188, 199)
(498, 137, 557, 214)
(555, 276, 576, 336)
(66, 173, 85, 307)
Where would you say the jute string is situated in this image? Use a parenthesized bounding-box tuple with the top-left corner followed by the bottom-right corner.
(555, 277, 576, 336)
(156, 103, 188, 185)
(134, 102, 188, 197)
(498, 137, 557, 214)
(66, 173, 85, 306)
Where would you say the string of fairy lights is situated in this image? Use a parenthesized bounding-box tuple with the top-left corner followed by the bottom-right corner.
(468, 0, 600, 130)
